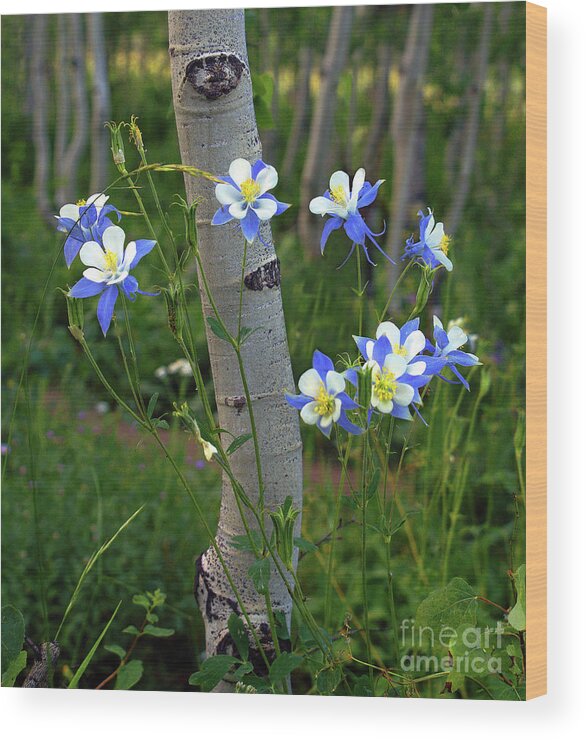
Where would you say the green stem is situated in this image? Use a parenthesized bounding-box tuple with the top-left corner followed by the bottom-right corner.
(378, 259, 414, 321)
(360, 431, 373, 685)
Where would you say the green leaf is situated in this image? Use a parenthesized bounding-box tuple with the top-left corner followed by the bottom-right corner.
(153, 418, 169, 430)
(147, 392, 159, 420)
(68, 602, 121, 689)
(132, 593, 151, 609)
(294, 536, 317, 554)
(415, 577, 478, 634)
(115, 659, 144, 690)
(207, 316, 232, 344)
(238, 326, 261, 345)
(228, 613, 249, 661)
(1, 650, 27, 687)
(1, 605, 25, 674)
(104, 643, 126, 660)
(248, 558, 271, 596)
(365, 468, 381, 501)
(445, 623, 492, 693)
(268, 652, 303, 686)
(231, 531, 263, 553)
(143, 625, 175, 638)
(508, 564, 526, 631)
(226, 434, 252, 456)
(316, 663, 342, 695)
(233, 661, 253, 680)
(188, 655, 237, 692)
(122, 625, 141, 635)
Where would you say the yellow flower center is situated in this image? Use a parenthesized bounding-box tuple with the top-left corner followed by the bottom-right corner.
(373, 368, 398, 402)
(240, 178, 261, 204)
(393, 343, 408, 357)
(315, 384, 335, 417)
(329, 184, 347, 206)
(76, 198, 87, 206)
(104, 249, 119, 273)
(440, 234, 451, 255)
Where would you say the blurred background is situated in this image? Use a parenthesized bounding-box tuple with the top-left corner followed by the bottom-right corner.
(2, 3, 526, 694)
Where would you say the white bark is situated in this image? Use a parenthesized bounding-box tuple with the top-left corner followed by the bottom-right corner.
(298, 6, 354, 256)
(385, 5, 434, 293)
(87, 13, 111, 193)
(168, 9, 302, 687)
(446, 4, 493, 234)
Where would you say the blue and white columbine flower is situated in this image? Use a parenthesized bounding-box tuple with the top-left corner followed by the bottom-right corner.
(361, 335, 427, 421)
(428, 316, 481, 390)
(56, 192, 120, 267)
(69, 225, 157, 337)
(211, 158, 290, 244)
(286, 350, 362, 437)
(403, 208, 453, 272)
(309, 168, 390, 266)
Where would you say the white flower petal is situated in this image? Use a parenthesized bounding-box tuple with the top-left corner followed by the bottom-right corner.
(426, 222, 444, 248)
(229, 158, 252, 186)
(122, 242, 137, 271)
(102, 225, 126, 261)
(407, 361, 426, 376)
(365, 340, 374, 360)
(384, 354, 408, 377)
(298, 368, 322, 398)
(376, 397, 394, 414)
(309, 196, 347, 218)
(107, 270, 128, 285)
(83, 267, 108, 283)
(325, 370, 345, 396)
(255, 165, 278, 195)
(350, 167, 366, 197)
(300, 401, 319, 425)
(329, 170, 350, 199)
(376, 321, 400, 346)
(251, 197, 278, 221)
(59, 203, 79, 221)
(79, 241, 107, 269)
(424, 210, 435, 239)
(433, 315, 444, 330)
(332, 397, 342, 422)
(228, 200, 249, 220)
(432, 248, 453, 271)
(394, 383, 414, 407)
(445, 326, 468, 353)
(87, 192, 108, 210)
(215, 183, 243, 205)
(403, 330, 426, 360)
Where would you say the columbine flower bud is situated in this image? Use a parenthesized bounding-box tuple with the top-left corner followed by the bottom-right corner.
(173, 402, 217, 462)
(106, 121, 126, 170)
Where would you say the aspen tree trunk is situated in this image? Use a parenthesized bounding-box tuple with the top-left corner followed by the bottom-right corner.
(87, 13, 111, 193)
(56, 15, 89, 204)
(168, 9, 302, 690)
(363, 43, 392, 178)
(31, 14, 52, 222)
(298, 6, 353, 257)
(446, 4, 493, 235)
(281, 46, 312, 180)
(54, 16, 70, 202)
(385, 4, 434, 295)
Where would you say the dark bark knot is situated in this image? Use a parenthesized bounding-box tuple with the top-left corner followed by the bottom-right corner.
(185, 54, 245, 100)
(244, 258, 281, 291)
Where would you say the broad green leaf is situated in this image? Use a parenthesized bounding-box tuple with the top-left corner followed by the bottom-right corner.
(316, 663, 343, 695)
(153, 418, 169, 430)
(1, 605, 25, 674)
(508, 564, 526, 631)
(233, 661, 253, 680)
(147, 392, 159, 420)
(226, 434, 252, 456)
(122, 625, 141, 635)
(1, 650, 27, 687)
(248, 558, 271, 596)
(68, 601, 121, 689)
(132, 593, 150, 609)
(104, 643, 126, 660)
(143, 625, 175, 638)
(228, 613, 249, 661)
(294, 536, 317, 554)
(188, 655, 237, 692)
(445, 623, 493, 693)
(207, 316, 232, 344)
(115, 659, 144, 690)
(415, 577, 478, 633)
(269, 652, 303, 685)
(231, 531, 262, 553)
(238, 326, 261, 345)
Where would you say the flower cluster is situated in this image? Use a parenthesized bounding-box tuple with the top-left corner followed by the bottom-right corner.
(287, 317, 480, 437)
(57, 193, 157, 336)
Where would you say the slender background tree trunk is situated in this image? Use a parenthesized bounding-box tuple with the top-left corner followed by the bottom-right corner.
(168, 9, 302, 690)
(31, 14, 52, 223)
(281, 46, 312, 180)
(298, 6, 353, 256)
(88, 13, 111, 194)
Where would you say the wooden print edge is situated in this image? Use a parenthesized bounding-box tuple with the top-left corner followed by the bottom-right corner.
(525, 0, 547, 701)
